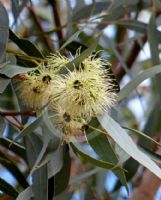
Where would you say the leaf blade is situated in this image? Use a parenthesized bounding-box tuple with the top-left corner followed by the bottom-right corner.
(118, 64, 161, 101)
(98, 114, 161, 179)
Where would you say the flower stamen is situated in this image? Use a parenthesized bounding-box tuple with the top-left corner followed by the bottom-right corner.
(73, 80, 83, 89)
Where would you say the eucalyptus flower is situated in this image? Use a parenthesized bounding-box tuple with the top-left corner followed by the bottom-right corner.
(16, 63, 55, 109)
(77, 54, 111, 75)
(46, 52, 69, 72)
(51, 68, 118, 117)
(51, 104, 84, 143)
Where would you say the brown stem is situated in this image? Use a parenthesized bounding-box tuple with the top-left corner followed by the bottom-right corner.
(27, 6, 55, 52)
(0, 110, 36, 117)
(114, 10, 161, 81)
(114, 35, 147, 80)
(5, 117, 24, 130)
(129, 133, 161, 200)
(90, 187, 102, 200)
(47, 0, 63, 46)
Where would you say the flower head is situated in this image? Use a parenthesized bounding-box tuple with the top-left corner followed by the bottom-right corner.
(51, 68, 118, 117)
(15, 62, 55, 109)
(51, 104, 84, 143)
(76, 54, 111, 75)
(46, 52, 69, 73)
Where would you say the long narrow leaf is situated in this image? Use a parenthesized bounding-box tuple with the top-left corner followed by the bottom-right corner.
(86, 127, 128, 190)
(118, 64, 161, 101)
(0, 177, 18, 198)
(9, 30, 44, 58)
(71, 142, 124, 171)
(14, 110, 44, 141)
(123, 127, 161, 147)
(98, 114, 161, 179)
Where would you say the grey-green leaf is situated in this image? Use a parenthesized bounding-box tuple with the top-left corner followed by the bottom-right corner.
(0, 64, 35, 78)
(86, 127, 127, 190)
(48, 147, 64, 179)
(26, 133, 48, 200)
(14, 110, 44, 141)
(54, 149, 71, 195)
(0, 2, 9, 59)
(0, 177, 18, 198)
(9, 30, 44, 58)
(147, 14, 160, 65)
(118, 64, 161, 101)
(16, 186, 33, 200)
(11, 0, 29, 23)
(61, 38, 99, 73)
(98, 114, 161, 179)
(71, 142, 124, 171)
(0, 116, 6, 135)
(60, 29, 82, 51)
(0, 78, 11, 93)
(124, 127, 161, 147)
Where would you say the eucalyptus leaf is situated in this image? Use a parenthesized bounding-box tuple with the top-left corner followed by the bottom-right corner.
(0, 177, 18, 198)
(71, 142, 124, 171)
(48, 146, 64, 179)
(60, 38, 99, 73)
(0, 2, 9, 59)
(54, 148, 71, 196)
(116, 20, 161, 41)
(60, 29, 82, 51)
(96, 1, 140, 30)
(116, 20, 147, 34)
(148, 14, 160, 65)
(140, 147, 161, 164)
(124, 127, 161, 147)
(32, 165, 48, 200)
(0, 137, 26, 160)
(0, 116, 5, 134)
(0, 78, 10, 93)
(113, 157, 139, 191)
(16, 186, 33, 200)
(14, 109, 44, 141)
(26, 133, 48, 200)
(141, 102, 161, 148)
(0, 151, 28, 188)
(11, 0, 29, 23)
(0, 62, 9, 68)
(73, 2, 110, 21)
(0, 64, 35, 78)
(98, 114, 161, 179)
(29, 109, 61, 174)
(30, 131, 60, 175)
(70, 167, 101, 185)
(108, 0, 139, 10)
(118, 64, 161, 101)
(147, 13, 161, 94)
(9, 30, 44, 58)
(86, 128, 128, 190)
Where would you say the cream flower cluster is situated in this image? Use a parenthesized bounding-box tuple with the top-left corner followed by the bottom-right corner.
(15, 52, 118, 142)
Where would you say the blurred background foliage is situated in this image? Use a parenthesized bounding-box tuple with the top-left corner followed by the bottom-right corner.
(1, 0, 161, 200)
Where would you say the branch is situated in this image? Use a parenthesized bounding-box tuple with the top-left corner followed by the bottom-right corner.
(47, 0, 63, 46)
(0, 110, 36, 117)
(5, 117, 24, 130)
(114, 35, 147, 80)
(27, 6, 55, 52)
(129, 133, 161, 200)
(114, 10, 161, 81)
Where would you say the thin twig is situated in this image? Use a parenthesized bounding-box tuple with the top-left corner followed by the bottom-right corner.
(114, 35, 147, 80)
(0, 111, 36, 117)
(27, 6, 55, 52)
(4, 117, 24, 130)
(48, 0, 63, 46)
(90, 187, 102, 200)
